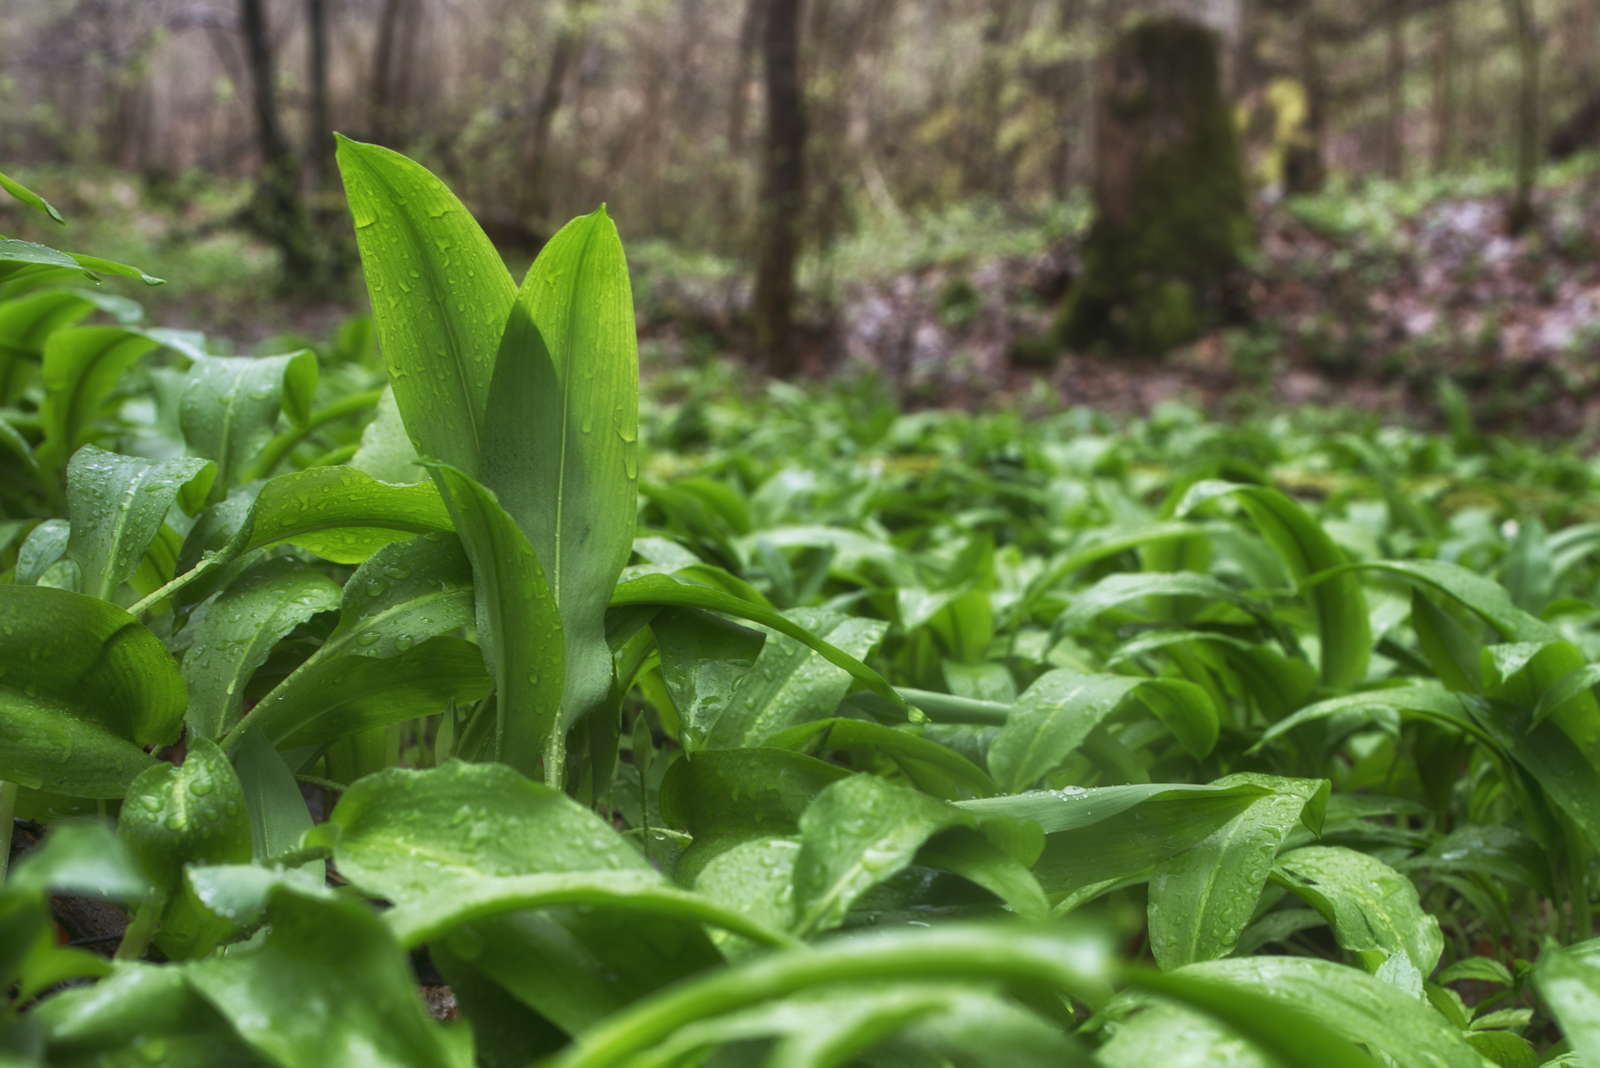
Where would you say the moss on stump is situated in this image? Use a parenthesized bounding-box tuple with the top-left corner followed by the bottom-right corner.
(1056, 17, 1254, 356)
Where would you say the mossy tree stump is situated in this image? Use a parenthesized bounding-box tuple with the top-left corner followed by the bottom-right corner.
(1057, 17, 1254, 356)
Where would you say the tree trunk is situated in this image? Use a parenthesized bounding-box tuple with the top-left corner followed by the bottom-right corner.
(305, 0, 333, 184)
(369, 0, 404, 143)
(240, 0, 318, 282)
(1432, 0, 1457, 170)
(1502, 0, 1541, 233)
(521, 0, 587, 222)
(728, 0, 763, 153)
(1053, 16, 1254, 357)
(1282, 1, 1327, 194)
(1385, 10, 1406, 178)
(752, 0, 808, 376)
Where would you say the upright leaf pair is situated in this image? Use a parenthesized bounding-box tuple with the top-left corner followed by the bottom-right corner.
(336, 137, 638, 784)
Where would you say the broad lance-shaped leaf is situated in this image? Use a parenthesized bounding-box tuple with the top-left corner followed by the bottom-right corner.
(36, 325, 206, 469)
(180, 559, 342, 739)
(118, 739, 252, 960)
(429, 463, 565, 780)
(484, 206, 640, 737)
(335, 134, 515, 476)
(177, 465, 455, 587)
(1273, 845, 1444, 994)
(0, 239, 162, 287)
(233, 729, 321, 886)
(1107, 957, 1478, 1068)
(1178, 480, 1370, 688)
(700, 607, 888, 751)
(988, 670, 1218, 793)
(0, 586, 183, 797)
(310, 761, 722, 1034)
(237, 533, 482, 750)
(959, 781, 1282, 899)
(179, 351, 318, 493)
(181, 881, 460, 1068)
(65, 446, 214, 603)
(1147, 774, 1328, 970)
(547, 925, 1113, 1068)
(792, 774, 1046, 936)
(1537, 938, 1600, 1065)
(611, 574, 905, 708)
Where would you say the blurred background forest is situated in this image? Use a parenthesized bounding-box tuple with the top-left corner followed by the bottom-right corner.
(4, 0, 1600, 434)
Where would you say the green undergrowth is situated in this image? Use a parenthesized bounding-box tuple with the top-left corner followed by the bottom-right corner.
(4, 152, 1600, 1067)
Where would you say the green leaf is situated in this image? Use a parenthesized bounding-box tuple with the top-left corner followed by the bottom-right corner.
(989, 670, 1218, 793)
(1147, 775, 1328, 969)
(65, 446, 214, 603)
(1339, 558, 1557, 643)
(182, 882, 462, 1068)
(335, 135, 514, 476)
(1273, 844, 1444, 992)
(701, 608, 888, 750)
(765, 716, 996, 800)
(232, 729, 320, 885)
(180, 559, 341, 739)
(245, 637, 490, 751)
(428, 462, 564, 780)
(792, 774, 1045, 935)
(0, 586, 183, 796)
(179, 351, 319, 491)
(349, 385, 424, 484)
(37, 326, 200, 469)
(960, 782, 1280, 899)
(1122, 956, 1480, 1067)
(382, 870, 800, 950)
(612, 573, 904, 708)
(318, 760, 720, 1035)
(1537, 938, 1600, 1065)
(117, 738, 252, 959)
(547, 924, 1112, 1068)
(239, 533, 479, 749)
(1178, 480, 1371, 688)
(483, 207, 639, 738)
(0, 170, 65, 222)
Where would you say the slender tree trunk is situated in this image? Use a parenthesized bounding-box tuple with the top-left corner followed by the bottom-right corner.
(305, 0, 333, 184)
(521, 0, 586, 222)
(1432, 0, 1457, 170)
(240, 0, 317, 281)
(753, 0, 808, 376)
(1502, 0, 1541, 232)
(1385, 10, 1406, 178)
(729, 0, 763, 152)
(1284, 1, 1326, 193)
(370, 0, 404, 143)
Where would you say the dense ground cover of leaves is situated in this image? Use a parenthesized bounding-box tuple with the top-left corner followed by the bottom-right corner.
(5, 152, 1600, 1066)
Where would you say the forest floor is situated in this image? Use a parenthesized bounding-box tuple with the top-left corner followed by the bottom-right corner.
(16, 157, 1600, 441)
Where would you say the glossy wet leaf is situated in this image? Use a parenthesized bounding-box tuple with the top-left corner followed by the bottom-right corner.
(1274, 845, 1444, 993)
(1536, 938, 1600, 1064)
(989, 670, 1218, 792)
(1148, 775, 1328, 969)
(0, 586, 183, 796)
(180, 559, 341, 739)
(179, 351, 318, 491)
(182, 882, 462, 1068)
(429, 462, 564, 779)
(483, 207, 639, 740)
(37, 326, 202, 468)
(117, 738, 252, 959)
(64, 446, 214, 602)
(701, 607, 888, 750)
(336, 135, 514, 476)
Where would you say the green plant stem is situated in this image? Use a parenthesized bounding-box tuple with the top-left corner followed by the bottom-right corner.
(898, 687, 1010, 725)
(114, 893, 165, 961)
(126, 554, 223, 618)
(305, 442, 361, 468)
(239, 388, 384, 482)
(0, 781, 17, 881)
